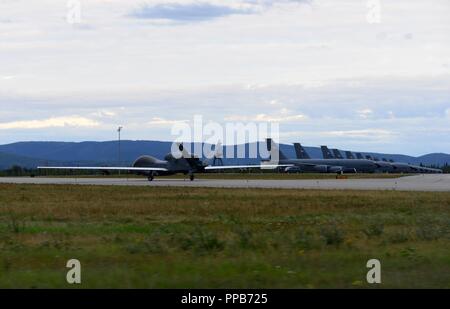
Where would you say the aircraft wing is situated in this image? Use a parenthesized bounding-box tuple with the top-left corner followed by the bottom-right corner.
(205, 164, 294, 170)
(37, 166, 169, 172)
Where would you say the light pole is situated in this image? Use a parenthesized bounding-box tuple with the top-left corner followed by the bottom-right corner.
(118, 126, 123, 174)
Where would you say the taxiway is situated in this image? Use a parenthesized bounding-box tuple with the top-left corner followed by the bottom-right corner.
(0, 174, 449, 192)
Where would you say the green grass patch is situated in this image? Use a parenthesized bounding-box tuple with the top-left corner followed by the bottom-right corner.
(0, 184, 449, 288)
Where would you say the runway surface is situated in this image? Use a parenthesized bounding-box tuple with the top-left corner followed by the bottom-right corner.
(0, 175, 449, 192)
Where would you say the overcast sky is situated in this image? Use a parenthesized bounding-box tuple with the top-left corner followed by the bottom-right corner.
(0, 0, 449, 155)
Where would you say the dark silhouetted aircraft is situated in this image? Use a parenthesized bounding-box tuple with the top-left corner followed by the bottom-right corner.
(38, 143, 284, 181)
(278, 140, 378, 173)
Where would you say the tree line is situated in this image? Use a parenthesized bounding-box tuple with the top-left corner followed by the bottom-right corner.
(1, 163, 450, 176)
(0, 165, 119, 177)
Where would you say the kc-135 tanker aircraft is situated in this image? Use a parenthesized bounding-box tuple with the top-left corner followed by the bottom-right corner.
(285, 142, 442, 174)
(38, 139, 442, 181)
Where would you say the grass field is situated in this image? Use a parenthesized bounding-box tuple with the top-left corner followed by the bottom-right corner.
(0, 183, 449, 288)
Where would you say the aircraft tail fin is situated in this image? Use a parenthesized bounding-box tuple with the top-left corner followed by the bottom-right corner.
(321, 146, 334, 159)
(209, 140, 223, 159)
(171, 142, 203, 169)
(332, 149, 343, 159)
(215, 141, 223, 158)
(267, 138, 287, 161)
(294, 143, 310, 159)
(211, 140, 224, 166)
(345, 151, 355, 159)
(176, 142, 192, 158)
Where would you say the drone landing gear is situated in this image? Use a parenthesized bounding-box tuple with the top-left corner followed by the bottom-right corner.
(189, 173, 195, 181)
(148, 175, 154, 182)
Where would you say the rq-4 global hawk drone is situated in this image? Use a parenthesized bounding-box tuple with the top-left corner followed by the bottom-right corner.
(38, 142, 287, 181)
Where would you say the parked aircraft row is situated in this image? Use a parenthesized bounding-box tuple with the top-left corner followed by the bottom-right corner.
(286, 143, 442, 174)
(38, 139, 442, 181)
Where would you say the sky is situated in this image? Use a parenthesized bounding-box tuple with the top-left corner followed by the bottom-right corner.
(0, 0, 449, 155)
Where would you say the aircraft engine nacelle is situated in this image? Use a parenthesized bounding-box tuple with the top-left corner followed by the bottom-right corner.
(342, 167, 357, 174)
(284, 166, 304, 173)
(313, 165, 329, 173)
(327, 166, 344, 173)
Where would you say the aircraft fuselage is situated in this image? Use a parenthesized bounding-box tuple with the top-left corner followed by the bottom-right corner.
(279, 158, 378, 173)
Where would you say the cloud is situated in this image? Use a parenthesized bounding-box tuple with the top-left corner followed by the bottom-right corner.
(1, 0, 449, 155)
(268, 99, 281, 105)
(224, 113, 306, 123)
(89, 110, 117, 118)
(1, 75, 15, 80)
(147, 117, 189, 126)
(0, 116, 100, 130)
(130, 2, 253, 22)
(280, 128, 398, 144)
(129, 0, 310, 23)
(243, 0, 312, 7)
(357, 108, 373, 119)
(323, 129, 397, 141)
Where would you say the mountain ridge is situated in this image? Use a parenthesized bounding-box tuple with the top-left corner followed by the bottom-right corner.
(0, 140, 448, 169)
